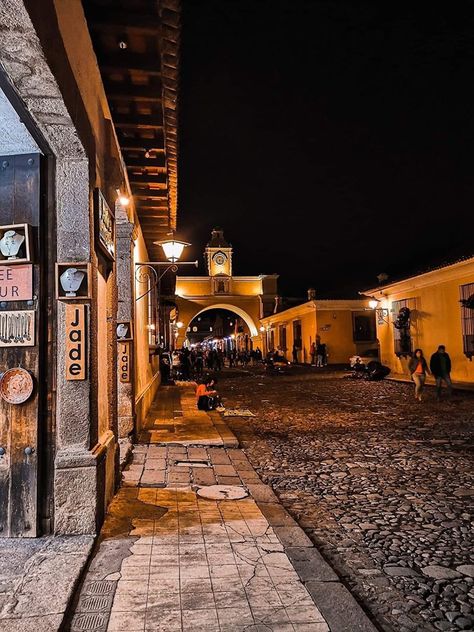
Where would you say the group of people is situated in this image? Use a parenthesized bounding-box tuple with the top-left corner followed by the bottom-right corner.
(309, 341, 328, 367)
(408, 345, 452, 401)
(160, 345, 265, 383)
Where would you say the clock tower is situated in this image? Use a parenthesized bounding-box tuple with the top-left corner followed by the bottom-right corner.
(205, 228, 233, 277)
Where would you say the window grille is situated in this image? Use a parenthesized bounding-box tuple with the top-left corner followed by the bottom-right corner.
(279, 325, 287, 351)
(353, 313, 376, 342)
(392, 298, 417, 356)
(460, 282, 474, 359)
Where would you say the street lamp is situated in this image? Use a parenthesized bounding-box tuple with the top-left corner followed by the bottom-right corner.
(135, 236, 198, 302)
(155, 238, 190, 263)
(368, 299, 389, 324)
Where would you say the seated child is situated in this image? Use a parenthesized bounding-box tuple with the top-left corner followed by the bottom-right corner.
(196, 377, 224, 411)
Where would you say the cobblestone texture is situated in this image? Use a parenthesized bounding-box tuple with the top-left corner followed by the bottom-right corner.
(220, 368, 474, 632)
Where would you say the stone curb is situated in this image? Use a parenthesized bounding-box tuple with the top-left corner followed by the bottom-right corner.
(253, 488, 380, 631)
(228, 445, 381, 632)
(208, 410, 239, 448)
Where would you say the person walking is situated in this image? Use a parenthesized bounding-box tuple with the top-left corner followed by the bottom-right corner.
(310, 341, 316, 365)
(408, 348, 430, 401)
(430, 345, 453, 399)
(292, 343, 298, 364)
(316, 342, 324, 367)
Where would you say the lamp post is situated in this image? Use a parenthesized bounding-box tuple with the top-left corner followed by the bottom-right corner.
(135, 237, 197, 302)
(135, 237, 197, 350)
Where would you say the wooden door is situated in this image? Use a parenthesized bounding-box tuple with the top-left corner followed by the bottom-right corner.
(0, 153, 42, 536)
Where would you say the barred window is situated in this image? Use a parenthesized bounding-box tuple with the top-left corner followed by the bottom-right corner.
(392, 298, 417, 357)
(460, 282, 474, 359)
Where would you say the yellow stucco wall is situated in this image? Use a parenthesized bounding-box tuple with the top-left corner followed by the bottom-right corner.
(176, 277, 264, 297)
(367, 260, 474, 384)
(133, 228, 160, 430)
(176, 278, 212, 296)
(261, 300, 373, 364)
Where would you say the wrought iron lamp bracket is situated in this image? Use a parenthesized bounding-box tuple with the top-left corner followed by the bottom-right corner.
(134, 261, 198, 302)
(375, 308, 390, 324)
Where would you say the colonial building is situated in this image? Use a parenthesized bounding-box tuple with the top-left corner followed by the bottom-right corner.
(175, 229, 278, 349)
(362, 256, 474, 385)
(0, 0, 180, 536)
(260, 293, 376, 364)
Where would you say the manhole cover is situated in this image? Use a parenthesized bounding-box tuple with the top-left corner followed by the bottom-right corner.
(176, 460, 210, 468)
(71, 612, 108, 631)
(197, 485, 248, 500)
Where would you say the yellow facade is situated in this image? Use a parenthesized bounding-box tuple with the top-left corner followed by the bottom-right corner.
(175, 230, 278, 347)
(260, 299, 375, 364)
(133, 226, 160, 430)
(363, 258, 474, 385)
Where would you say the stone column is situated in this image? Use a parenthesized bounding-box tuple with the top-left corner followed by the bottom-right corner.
(115, 205, 135, 451)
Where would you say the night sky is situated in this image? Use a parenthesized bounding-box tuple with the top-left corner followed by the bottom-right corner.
(178, 1, 474, 298)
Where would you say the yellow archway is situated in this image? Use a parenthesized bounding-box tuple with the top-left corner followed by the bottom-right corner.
(185, 303, 259, 338)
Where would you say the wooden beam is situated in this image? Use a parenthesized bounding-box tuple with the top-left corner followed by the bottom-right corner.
(128, 173, 167, 185)
(105, 83, 163, 102)
(126, 157, 167, 169)
(119, 138, 165, 151)
(114, 114, 164, 130)
(88, 10, 161, 35)
(99, 53, 161, 76)
(135, 192, 168, 201)
(137, 203, 169, 211)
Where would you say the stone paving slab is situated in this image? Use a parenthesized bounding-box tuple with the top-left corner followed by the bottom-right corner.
(0, 535, 94, 632)
(139, 385, 238, 447)
(68, 384, 380, 632)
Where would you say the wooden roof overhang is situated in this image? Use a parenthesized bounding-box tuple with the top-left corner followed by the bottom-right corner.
(83, 0, 180, 260)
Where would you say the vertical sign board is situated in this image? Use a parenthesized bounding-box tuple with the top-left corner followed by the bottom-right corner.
(119, 341, 131, 383)
(65, 304, 87, 380)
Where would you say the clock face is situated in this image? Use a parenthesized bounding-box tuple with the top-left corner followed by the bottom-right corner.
(213, 251, 227, 266)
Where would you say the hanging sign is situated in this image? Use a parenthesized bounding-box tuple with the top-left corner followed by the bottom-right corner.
(0, 264, 33, 301)
(65, 304, 87, 380)
(0, 310, 35, 347)
(118, 341, 131, 383)
(94, 189, 115, 261)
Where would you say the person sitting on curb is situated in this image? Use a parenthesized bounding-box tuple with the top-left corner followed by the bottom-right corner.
(430, 345, 453, 400)
(196, 376, 225, 411)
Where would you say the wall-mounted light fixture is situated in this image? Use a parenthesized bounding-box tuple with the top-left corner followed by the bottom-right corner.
(368, 299, 389, 324)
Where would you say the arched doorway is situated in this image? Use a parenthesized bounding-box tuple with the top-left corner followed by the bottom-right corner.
(186, 307, 252, 353)
(184, 303, 259, 338)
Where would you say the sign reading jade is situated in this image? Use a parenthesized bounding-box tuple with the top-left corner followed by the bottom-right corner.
(0, 264, 33, 301)
(119, 341, 131, 383)
(65, 303, 86, 380)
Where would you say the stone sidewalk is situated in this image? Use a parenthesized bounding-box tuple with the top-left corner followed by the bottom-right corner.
(66, 385, 378, 632)
(0, 535, 94, 632)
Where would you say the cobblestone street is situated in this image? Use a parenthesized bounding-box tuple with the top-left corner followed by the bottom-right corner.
(220, 368, 474, 632)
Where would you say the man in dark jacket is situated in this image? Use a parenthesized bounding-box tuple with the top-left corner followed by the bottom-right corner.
(430, 345, 452, 399)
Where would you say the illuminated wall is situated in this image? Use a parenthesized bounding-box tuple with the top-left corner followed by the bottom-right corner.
(365, 259, 474, 384)
(133, 226, 160, 431)
(261, 300, 373, 364)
